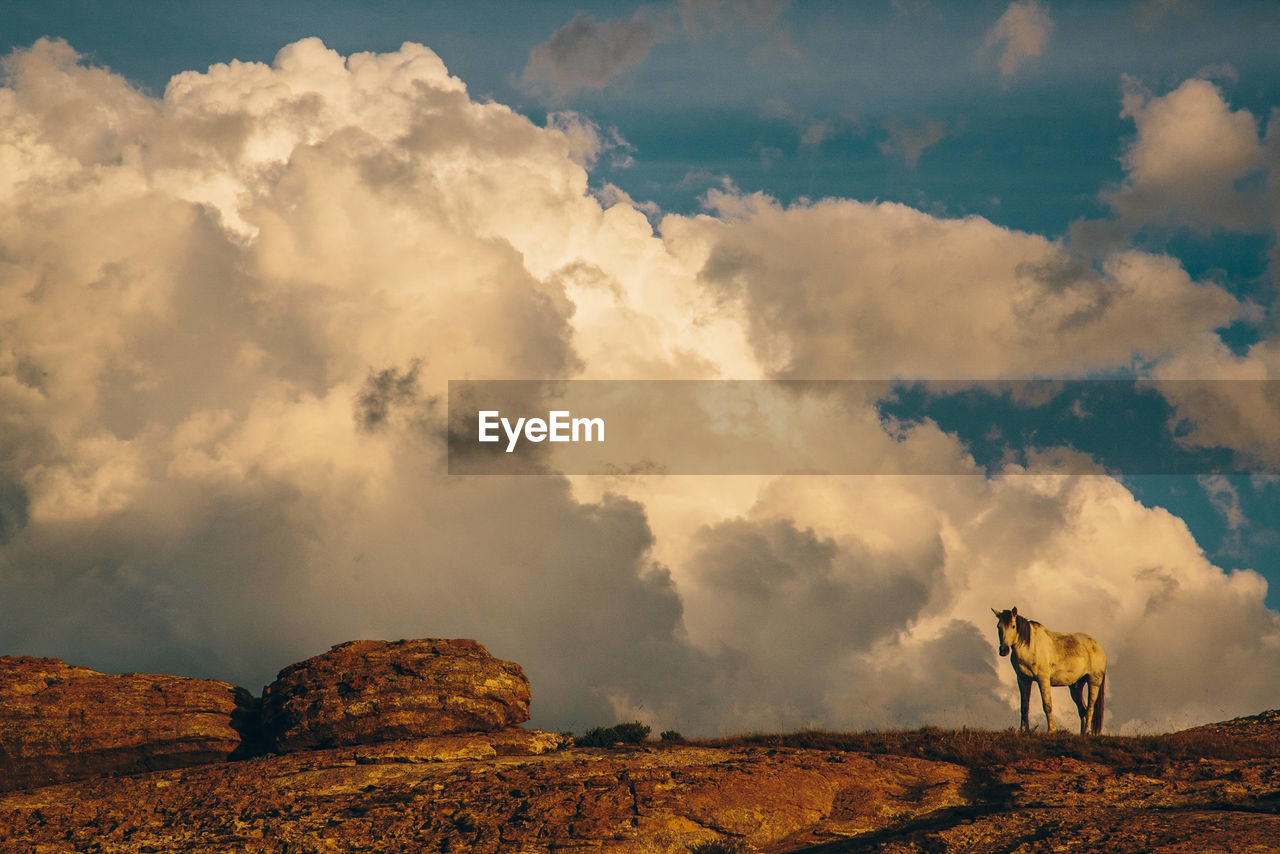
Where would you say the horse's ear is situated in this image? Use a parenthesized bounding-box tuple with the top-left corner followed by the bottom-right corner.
(991, 607, 1000, 617)
(1011, 606, 1018, 617)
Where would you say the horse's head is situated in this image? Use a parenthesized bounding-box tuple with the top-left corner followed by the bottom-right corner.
(992, 607, 1019, 657)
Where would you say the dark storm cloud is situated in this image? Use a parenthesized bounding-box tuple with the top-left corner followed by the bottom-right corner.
(520, 0, 790, 99)
(355, 361, 425, 432)
(521, 10, 664, 99)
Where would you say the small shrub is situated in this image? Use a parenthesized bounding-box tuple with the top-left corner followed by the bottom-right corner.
(611, 721, 651, 743)
(661, 730, 686, 743)
(577, 728, 609, 748)
(578, 721, 651, 747)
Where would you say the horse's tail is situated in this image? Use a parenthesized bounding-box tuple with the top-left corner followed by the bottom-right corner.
(1092, 673, 1106, 736)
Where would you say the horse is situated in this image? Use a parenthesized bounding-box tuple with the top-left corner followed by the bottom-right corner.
(991, 607, 1107, 735)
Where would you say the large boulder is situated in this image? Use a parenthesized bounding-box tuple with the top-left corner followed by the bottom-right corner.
(0, 656, 251, 792)
(260, 638, 531, 752)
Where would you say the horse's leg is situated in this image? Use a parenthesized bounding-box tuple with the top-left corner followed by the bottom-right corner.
(1085, 673, 1103, 735)
(1037, 676, 1054, 733)
(1070, 680, 1087, 735)
(1018, 674, 1032, 733)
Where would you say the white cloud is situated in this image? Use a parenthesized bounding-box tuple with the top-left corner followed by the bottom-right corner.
(0, 37, 730, 730)
(582, 469, 1280, 733)
(1108, 76, 1266, 231)
(722, 473, 1280, 732)
(661, 189, 1244, 379)
(981, 0, 1053, 81)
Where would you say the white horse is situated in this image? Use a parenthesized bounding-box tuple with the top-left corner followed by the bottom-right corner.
(992, 607, 1107, 735)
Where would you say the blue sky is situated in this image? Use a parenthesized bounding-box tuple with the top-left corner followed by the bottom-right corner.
(2, 1, 1280, 732)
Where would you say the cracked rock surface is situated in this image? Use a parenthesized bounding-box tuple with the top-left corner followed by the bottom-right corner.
(0, 736, 967, 852)
(5, 731, 1280, 852)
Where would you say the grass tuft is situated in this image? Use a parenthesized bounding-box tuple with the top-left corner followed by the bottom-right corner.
(683, 723, 1277, 772)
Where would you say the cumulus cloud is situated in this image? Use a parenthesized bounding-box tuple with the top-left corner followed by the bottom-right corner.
(731, 473, 1280, 732)
(980, 0, 1053, 81)
(587, 470, 1280, 732)
(2, 36, 1279, 738)
(662, 188, 1244, 379)
(0, 36, 725, 730)
(1107, 76, 1266, 231)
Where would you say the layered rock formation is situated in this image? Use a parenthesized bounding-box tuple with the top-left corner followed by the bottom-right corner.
(0, 656, 250, 792)
(0, 638, 530, 791)
(260, 638, 531, 752)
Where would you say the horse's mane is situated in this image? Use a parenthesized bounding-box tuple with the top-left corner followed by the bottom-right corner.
(1015, 615, 1040, 647)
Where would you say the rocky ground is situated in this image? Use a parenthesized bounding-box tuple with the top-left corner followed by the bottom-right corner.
(3, 725, 1280, 852)
(2, 642, 1279, 852)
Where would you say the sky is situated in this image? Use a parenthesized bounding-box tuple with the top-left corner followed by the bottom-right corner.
(1, 0, 1280, 736)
